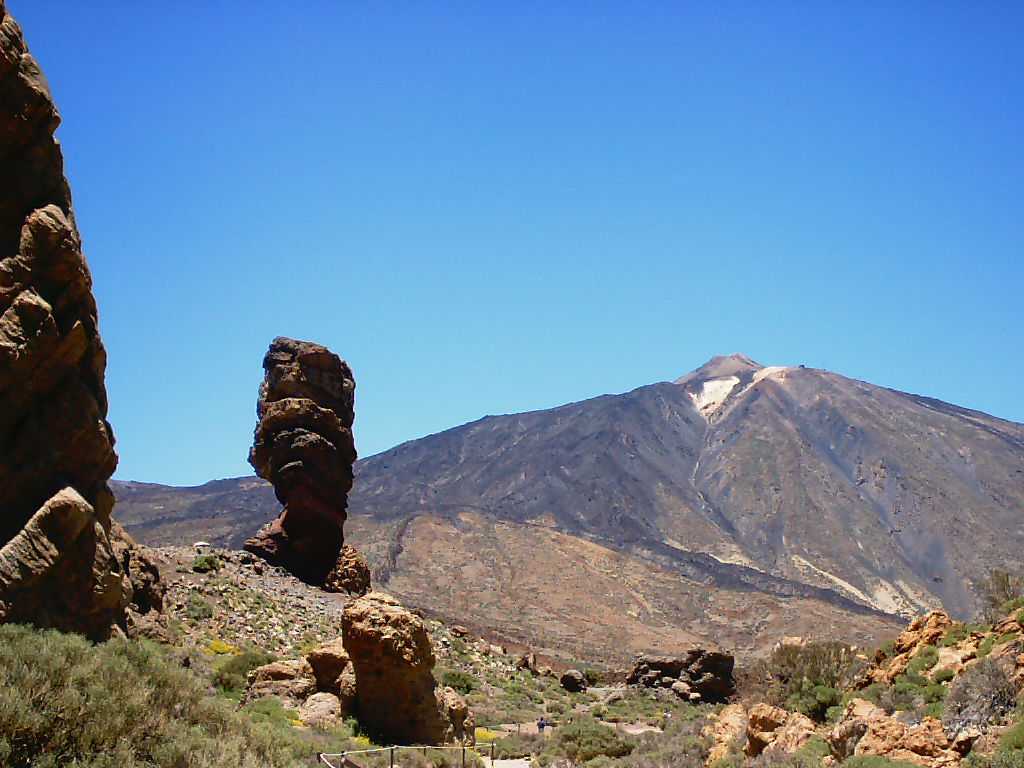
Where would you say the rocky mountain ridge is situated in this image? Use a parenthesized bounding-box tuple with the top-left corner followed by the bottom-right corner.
(115, 355, 1024, 659)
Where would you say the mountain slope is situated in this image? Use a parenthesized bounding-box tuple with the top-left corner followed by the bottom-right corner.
(113, 355, 1024, 659)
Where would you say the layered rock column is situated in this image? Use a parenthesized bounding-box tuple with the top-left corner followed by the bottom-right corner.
(246, 337, 356, 583)
(0, 2, 156, 639)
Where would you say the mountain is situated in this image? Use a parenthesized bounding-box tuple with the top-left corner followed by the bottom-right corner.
(113, 355, 1024, 661)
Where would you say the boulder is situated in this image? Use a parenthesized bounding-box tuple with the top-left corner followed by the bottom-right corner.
(299, 692, 343, 728)
(627, 649, 735, 702)
(702, 703, 747, 765)
(0, 5, 159, 640)
(745, 703, 816, 757)
(516, 652, 538, 673)
(306, 638, 351, 692)
(560, 669, 587, 692)
(245, 337, 357, 584)
(438, 685, 476, 744)
(245, 659, 317, 707)
(323, 544, 371, 595)
(827, 699, 961, 768)
(342, 592, 472, 744)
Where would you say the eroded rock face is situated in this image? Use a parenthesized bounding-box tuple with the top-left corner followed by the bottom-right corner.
(627, 649, 736, 702)
(827, 699, 961, 768)
(245, 337, 356, 583)
(0, 3, 156, 640)
(859, 611, 955, 686)
(342, 592, 472, 744)
(745, 703, 816, 757)
(702, 704, 747, 765)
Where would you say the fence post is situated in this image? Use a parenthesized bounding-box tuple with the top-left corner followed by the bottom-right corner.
(490, 743, 495, 764)
(462, 746, 466, 768)
(390, 747, 395, 768)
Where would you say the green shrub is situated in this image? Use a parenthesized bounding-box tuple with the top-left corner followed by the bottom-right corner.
(191, 554, 222, 573)
(213, 649, 276, 693)
(0, 623, 321, 768)
(186, 592, 214, 620)
(492, 732, 545, 759)
(933, 668, 956, 684)
(539, 715, 634, 765)
(753, 641, 861, 721)
(785, 680, 842, 722)
(441, 669, 478, 694)
(906, 646, 939, 676)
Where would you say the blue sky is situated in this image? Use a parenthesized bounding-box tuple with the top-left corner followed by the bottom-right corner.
(12, 2, 1022, 485)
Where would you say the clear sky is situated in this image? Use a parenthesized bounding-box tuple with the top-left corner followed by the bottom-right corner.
(11, 2, 1022, 486)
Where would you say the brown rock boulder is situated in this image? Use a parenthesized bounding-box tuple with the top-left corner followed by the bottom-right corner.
(342, 592, 472, 744)
(702, 703, 747, 765)
(827, 699, 961, 768)
(306, 637, 353, 695)
(0, 5, 158, 640)
(324, 544, 372, 596)
(745, 703, 816, 757)
(245, 337, 357, 583)
(245, 659, 317, 708)
(861, 611, 954, 686)
(627, 648, 735, 702)
(299, 692, 343, 728)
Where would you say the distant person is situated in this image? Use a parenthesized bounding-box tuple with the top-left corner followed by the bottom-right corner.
(537, 716, 547, 735)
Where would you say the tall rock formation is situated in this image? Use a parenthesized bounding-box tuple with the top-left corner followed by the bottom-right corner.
(0, 2, 158, 639)
(245, 336, 356, 583)
(341, 592, 474, 744)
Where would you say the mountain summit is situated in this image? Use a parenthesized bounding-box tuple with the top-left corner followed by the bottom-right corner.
(114, 357, 1024, 660)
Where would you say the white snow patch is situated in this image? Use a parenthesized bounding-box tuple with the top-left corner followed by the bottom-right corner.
(752, 366, 792, 385)
(688, 376, 739, 419)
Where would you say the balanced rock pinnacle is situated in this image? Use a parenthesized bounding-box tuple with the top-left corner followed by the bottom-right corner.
(245, 336, 356, 583)
(0, 2, 160, 639)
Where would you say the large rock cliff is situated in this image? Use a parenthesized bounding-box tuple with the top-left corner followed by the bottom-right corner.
(245, 336, 357, 583)
(0, 1, 158, 639)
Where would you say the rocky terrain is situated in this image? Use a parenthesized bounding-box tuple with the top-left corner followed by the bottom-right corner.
(115, 354, 1024, 659)
(0, 0, 159, 640)
(245, 336, 358, 584)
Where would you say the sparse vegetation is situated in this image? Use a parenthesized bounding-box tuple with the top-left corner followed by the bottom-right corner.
(191, 553, 222, 573)
(746, 641, 860, 722)
(186, 591, 215, 620)
(212, 648, 277, 694)
(537, 715, 635, 766)
(942, 657, 1017, 732)
(441, 669, 478, 694)
(0, 623, 352, 768)
(978, 570, 1024, 623)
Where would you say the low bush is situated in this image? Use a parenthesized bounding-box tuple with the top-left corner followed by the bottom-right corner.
(943, 657, 1017, 732)
(441, 669, 478, 694)
(191, 554, 222, 573)
(0, 623, 320, 767)
(906, 646, 939, 676)
(750, 642, 860, 722)
(538, 715, 635, 765)
(213, 648, 276, 693)
(492, 732, 545, 759)
(186, 592, 214, 620)
(617, 715, 709, 768)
